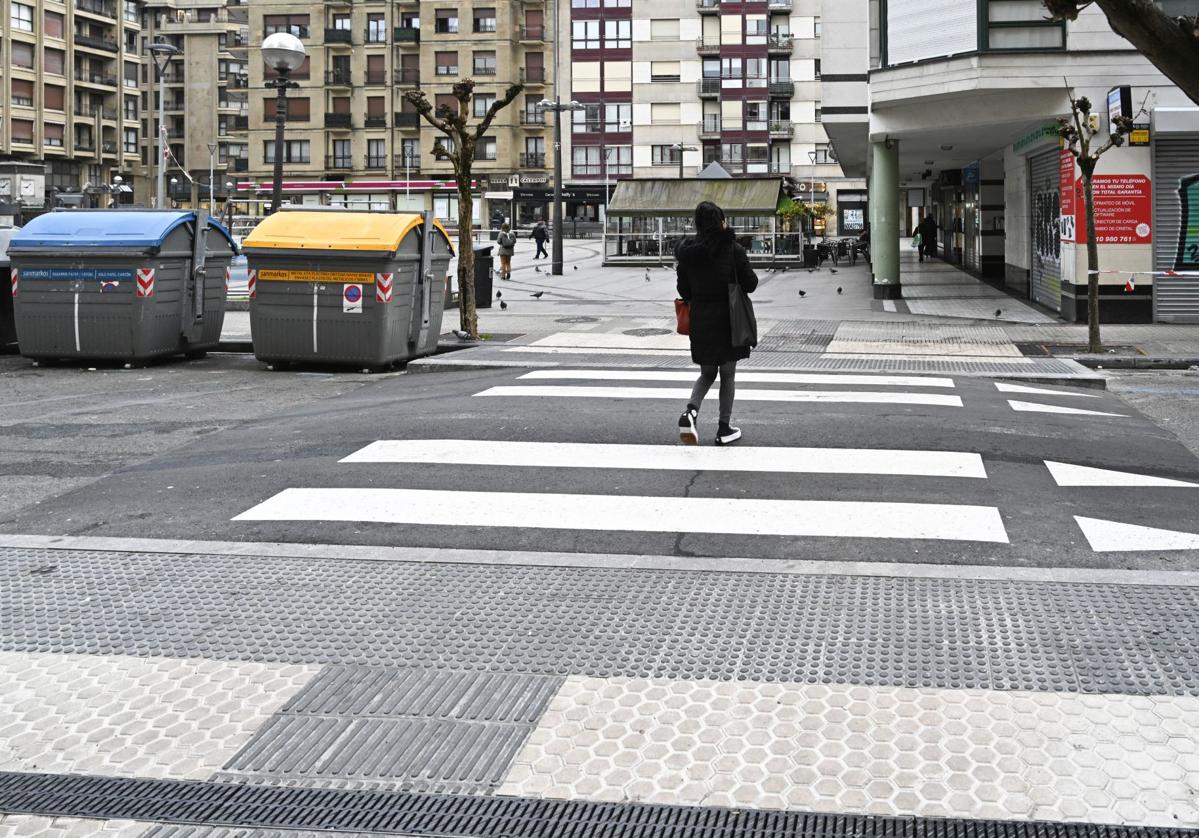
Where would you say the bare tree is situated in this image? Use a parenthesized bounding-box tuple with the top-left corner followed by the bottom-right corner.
(405, 79, 522, 338)
(1056, 85, 1135, 351)
(1044, 1, 1199, 106)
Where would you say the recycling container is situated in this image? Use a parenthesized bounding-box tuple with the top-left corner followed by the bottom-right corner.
(241, 209, 454, 368)
(0, 225, 19, 353)
(7, 210, 235, 363)
(474, 243, 493, 309)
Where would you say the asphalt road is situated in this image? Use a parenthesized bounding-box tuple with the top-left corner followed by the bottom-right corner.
(1, 354, 1197, 570)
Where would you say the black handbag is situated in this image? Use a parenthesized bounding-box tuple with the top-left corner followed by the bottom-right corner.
(728, 280, 757, 347)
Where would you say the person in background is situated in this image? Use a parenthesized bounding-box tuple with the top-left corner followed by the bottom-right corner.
(920, 214, 938, 261)
(674, 201, 759, 447)
(532, 221, 549, 260)
(495, 223, 517, 280)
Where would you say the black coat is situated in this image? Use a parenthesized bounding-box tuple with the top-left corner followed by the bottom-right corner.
(919, 217, 938, 246)
(676, 228, 759, 366)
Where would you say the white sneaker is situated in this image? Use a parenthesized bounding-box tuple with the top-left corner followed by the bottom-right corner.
(678, 407, 698, 445)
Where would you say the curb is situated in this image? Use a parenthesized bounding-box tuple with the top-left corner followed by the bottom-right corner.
(1071, 355, 1199, 371)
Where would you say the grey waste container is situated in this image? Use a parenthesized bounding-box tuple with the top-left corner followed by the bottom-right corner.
(474, 244, 494, 309)
(7, 210, 235, 364)
(241, 209, 455, 369)
(0, 225, 19, 353)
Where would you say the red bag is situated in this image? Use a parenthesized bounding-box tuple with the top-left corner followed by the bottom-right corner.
(674, 298, 690, 335)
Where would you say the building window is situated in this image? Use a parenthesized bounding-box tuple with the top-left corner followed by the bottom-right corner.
(745, 58, 766, 86)
(605, 144, 632, 175)
(650, 61, 681, 83)
(11, 80, 34, 107)
(330, 138, 351, 167)
(815, 103, 822, 122)
(435, 9, 459, 33)
(650, 19, 679, 40)
(473, 51, 496, 75)
(745, 101, 768, 131)
(45, 49, 66, 76)
(473, 7, 496, 32)
(399, 139, 420, 166)
(331, 13, 350, 30)
(367, 138, 386, 167)
(721, 58, 742, 81)
(124, 128, 138, 153)
(572, 20, 600, 50)
(604, 19, 631, 49)
(651, 145, 680, 166)
(475, 137, 496, 160)
(746, 16, 768, 43)
(45, 85, 64, 111)
(265, 97, 310, 122)
(11, 3, 33, 31)
(263, 139, 310, 163)
(435, 51, 458, 76)
(814, 59, 821, 79)
(572, 145, 600, 176)
(44, 10, 64, 38)
(44, 123, 65, 147)
(123, 0, 138, 22)
(605, 103, 631, 132)
(11, 119, 34, 144)
(812, 144, 833, 164)
(474, 93, 495, 118)
(605, 0, 630, 6)
(367, 14, 386, 42)
(263, 14, 309, 38)
(814, 16, 821, 37)
(571, 0, 600, 7)
(573, 104, 601, 134)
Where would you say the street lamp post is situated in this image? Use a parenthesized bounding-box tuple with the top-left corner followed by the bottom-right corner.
(224, 180, 235, 229)
(671, 143, 698, 181)
(260, 32, 307, 215)
(537, 98, 586, 276)
(109, 175, 122, 208)
(207, 143, 218, 216)
(148, 41, 181, 210)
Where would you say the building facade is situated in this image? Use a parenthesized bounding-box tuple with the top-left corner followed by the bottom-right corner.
(824, 0, 1199, 323)
(240, 0, 554, 224)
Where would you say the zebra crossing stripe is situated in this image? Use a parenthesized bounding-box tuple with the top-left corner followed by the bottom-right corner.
(342, 439, 987, 479)
(1046, 461, 1199, 488)
(234, 488, 1010, 544)
(520, 370, 957, 388)
(995, 382, 1099, 398)
(475, 386, 964, 408)
(1008, 400, 1126, 417)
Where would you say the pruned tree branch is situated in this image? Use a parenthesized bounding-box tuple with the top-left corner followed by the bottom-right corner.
(476, 84, 525, 140)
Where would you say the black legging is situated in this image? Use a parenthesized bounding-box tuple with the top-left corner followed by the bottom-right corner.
(689, 361, 737, 425)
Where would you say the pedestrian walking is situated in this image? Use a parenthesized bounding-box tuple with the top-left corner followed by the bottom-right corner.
(495, 223, 517, 280)
(675, 201, 759, 447)
(919, 214, 938, 261)
(532, 221, 549, 260)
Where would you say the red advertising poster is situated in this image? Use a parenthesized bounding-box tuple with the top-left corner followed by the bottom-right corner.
(1059, 150, 1076, 242)
(1074, 174, 1153, 244)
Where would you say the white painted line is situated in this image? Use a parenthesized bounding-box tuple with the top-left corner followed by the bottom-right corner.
(503, 346, 692, 357)
(529, 332, 690, 350)
(343, 439, 988, 478)
(1076, 516, 1199, 552)
(823, 353, 1036, 365)
(235, 488, 1010, 544)
(995, 382, 1099, 398)
(1046, 461, 1199, 488)
(519, 370, 956, 388)
(1008, 400, 1126, 417)
(882, 299, 897, 312)
(476, 386, 964, 408)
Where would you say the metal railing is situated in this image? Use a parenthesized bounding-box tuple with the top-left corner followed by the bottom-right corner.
(364, 71, 388, 85)
(325, 70, 352, 86)
(767, 33, 793, 51)
(768, 120, 794, 137)
(325, 155, 353, 170)
(393, 26, 419, 42)
(74, 70, 119, 86)
(520, 24, 545, 40)
(698, 117, 721, 137)
(395, 68, 420, 84)
(698, 78, 720, 97)
(696, 0, 719, 11)
(696, 37, 720, 55)
(365, 28, 388, 43)
(324, 28, 352, 44)
(393, 154, 421, 171)
(520, 111, 546, 126)
(364, 115, 387, 128)
(74, 32, 120, 51)
(75, 0, 116, 17)
(768, 80, 794, 96)
(520, 67, 545, 83)
(519, 152, 545, 168)
(394, 112, 420, 128)
(364, 155, 387, 170)
(472, 65, 497, 76)
(767, 0, 791, 9)
(324, 113, 352, 128)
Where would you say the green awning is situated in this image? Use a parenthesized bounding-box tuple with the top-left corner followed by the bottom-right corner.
(607, 178, 787, 216)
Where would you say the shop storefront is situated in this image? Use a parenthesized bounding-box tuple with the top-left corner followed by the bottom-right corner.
(1028, 147, 1063, 312)
(1152, 108, 1199, 323)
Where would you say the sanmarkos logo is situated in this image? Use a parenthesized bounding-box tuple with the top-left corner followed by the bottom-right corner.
(1178, 174, 1199, 270)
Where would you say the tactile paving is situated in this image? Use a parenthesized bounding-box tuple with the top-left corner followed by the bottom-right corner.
(1, 548, 1198, 696)
(0, 771, 1191, 837)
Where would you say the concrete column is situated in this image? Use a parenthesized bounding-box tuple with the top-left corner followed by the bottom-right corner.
(871, 139, 901, 299)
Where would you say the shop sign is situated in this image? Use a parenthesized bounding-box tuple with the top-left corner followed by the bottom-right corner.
(1178, 175, 1199, 269)
(1013, 123, 1061, 154)
(1129, 126, 1150, 146)
(1070, 174, 1153, 245)
(1059, 150, 1076, 242)
(519, 173, 549, 186)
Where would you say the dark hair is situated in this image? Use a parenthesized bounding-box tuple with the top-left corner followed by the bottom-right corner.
(693, 201, 725, 245)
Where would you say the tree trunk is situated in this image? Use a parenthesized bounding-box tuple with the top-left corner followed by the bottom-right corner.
(1096, 0, 1199, 108)
(456, 175, 477, 337)
(1082, 172, 1102, 352)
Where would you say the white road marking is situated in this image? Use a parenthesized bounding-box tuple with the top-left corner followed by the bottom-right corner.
(343, 439, 988, 478)
(1076, 516, 1199, 552)
(235, 488, 1010, 543)
(995, 382, 1099, 398)
(476, 386, 964, 408)
(1046, 461, 1199, 488)
(502, 346, 691, 357)
(520, 370, 956, 388)
(529, 332, 690, 350)
(1007, 400, 1126, 417)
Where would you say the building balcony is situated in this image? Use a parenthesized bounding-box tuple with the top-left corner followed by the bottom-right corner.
(519, 25, 545, 41)
(768, 162, 790, 175)
(393, 26, 419, 43)
(74, 33, 120, 52)
(225, 74, 248, 89)
(394, 112, 420, 129)
(233, 115, 248, 129)
(768, 80, 794, 97)
(364, 155, 387, 170)
(75, 0, 116, 18)
(74, 140, 96, 152)
(519, 111, 545, 126)
(696, 37, 720, 56)
(74, 70, 118, 88)
(768, 120, 793, 138)
(325, 70, 353, 87)
(519, 152, 545, 168)
(393, 154, 420, 172)
(364, 71, 388, 85)
(364, 115, 387, 128)
(325, 155, 353, 170)
(472, 65, 496, 76)
(324, 28, 352, 45)
(365, 31, 388, 44)
(697, 0, 719, 13)
(520, 67, 545, 84)
(233, 158, 249, 172)
(767, 0, 791, 10)
(698, 78, 720, 98)
(395, 68, 420, 85)
(698, 117, 721, 139)
(767, 33, 793, 53)
(325, 113, 352, 129)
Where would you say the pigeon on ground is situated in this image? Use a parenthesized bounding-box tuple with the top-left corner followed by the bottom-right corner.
(836, 287, 843, 295)
(573, 265, 578, 271)
(806, 269, 815, 274)
(798, 290, 806, 297)
(452, 329, 473, 341)
(995, 309, 1002, 318)
(830, 269, 838, 274)
(645, 270, 651, 282)
(500, 300, 508, 310)
(534, 266, 542, 273)
(531, 291, 545, 298)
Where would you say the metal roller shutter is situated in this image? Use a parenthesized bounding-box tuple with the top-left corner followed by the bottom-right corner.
(1153, 136, 1199, 323)
(1029, 149, 1061, 312)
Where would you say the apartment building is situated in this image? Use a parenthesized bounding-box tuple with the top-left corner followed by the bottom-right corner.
(554, 0, 860, 232)
(241, 0, 553, 221)
(824, 0, 1199, 323)
(1, 0, 146, 210)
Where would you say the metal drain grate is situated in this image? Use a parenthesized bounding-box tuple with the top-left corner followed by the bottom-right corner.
(0, 771, 1190, 837)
